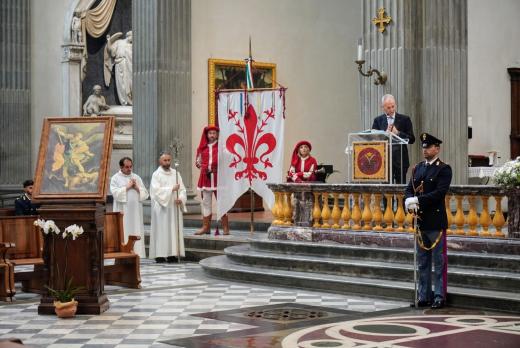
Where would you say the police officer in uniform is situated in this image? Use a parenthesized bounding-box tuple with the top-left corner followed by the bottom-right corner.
(405, 133, 452, 309)
(14, 179, 39, 216)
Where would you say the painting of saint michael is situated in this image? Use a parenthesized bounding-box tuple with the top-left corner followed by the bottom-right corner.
(33, 117, 114, 200)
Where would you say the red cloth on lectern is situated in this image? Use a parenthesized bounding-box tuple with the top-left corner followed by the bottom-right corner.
(287, 140, 318, 182)
(196, 126, 219, 190)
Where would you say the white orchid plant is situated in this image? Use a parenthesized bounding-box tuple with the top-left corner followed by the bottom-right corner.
(33, 218, 84, 303)
(34, 219, 84, 240)
(493, 156, 520, 189)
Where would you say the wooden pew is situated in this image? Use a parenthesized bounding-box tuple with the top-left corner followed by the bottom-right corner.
(103, 212, 142, 289)
(0, 212, 141, 301)
(0, 216, 44, 300)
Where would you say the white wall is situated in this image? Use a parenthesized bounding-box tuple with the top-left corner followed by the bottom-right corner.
(191, 0, 362, 186)
(30, 0, 69, 167)
(468, 0, 520, 162)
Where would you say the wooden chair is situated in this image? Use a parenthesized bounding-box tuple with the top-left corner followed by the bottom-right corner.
(0, 216, 44, 300)
(103, 212, 141, 289)
(0, 212, 141, 301)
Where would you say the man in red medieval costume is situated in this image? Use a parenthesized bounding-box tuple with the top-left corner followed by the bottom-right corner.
(287, 140, 318, 183)
(195, 126, 230, 235)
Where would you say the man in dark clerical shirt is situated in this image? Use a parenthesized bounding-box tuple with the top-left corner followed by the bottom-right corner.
(372, 94, 415, 183)
(14, 179, 39, 215)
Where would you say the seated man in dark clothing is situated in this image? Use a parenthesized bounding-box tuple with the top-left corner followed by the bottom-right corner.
(14, 179, 39, 215)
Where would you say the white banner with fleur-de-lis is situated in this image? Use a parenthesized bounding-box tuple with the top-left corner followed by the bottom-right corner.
(216, 89, 286, 219)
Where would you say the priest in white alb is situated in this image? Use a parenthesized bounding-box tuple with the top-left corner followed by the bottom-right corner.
(149, 152, 187, 263)
(110, 157, 149, 258)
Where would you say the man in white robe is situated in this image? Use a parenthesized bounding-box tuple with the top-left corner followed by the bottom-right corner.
(110, 157, 149, 258)
(149, 152, 187, 263)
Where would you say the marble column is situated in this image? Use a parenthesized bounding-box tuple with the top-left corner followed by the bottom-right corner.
(133, 0, 192, 188)
(0, 0, 31, 189)
(360, 0, 468, 184)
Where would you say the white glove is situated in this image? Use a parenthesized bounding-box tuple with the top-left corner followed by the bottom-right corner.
(405, 196, 419, 213)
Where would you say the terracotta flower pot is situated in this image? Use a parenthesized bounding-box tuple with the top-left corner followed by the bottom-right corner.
(54, 299, 78, 318)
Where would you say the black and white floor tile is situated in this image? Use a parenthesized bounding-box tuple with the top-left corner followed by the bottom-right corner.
(0, 261, 407, 348)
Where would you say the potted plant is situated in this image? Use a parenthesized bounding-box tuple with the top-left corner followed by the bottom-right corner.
(493, 156, 520, 237)
(34, 219, 84, 318)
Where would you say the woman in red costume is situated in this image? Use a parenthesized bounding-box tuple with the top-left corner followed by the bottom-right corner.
(287, 140, 318, 182)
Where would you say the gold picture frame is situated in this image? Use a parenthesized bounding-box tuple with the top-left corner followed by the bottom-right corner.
(352, 141, 388, 182)
(33, 117, 115, 201)
(208, 58, 276, 125)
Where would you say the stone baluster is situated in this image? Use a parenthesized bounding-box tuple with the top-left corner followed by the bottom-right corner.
(272, 191, 281, 225)
(283, 192, 293, 226)
(341, 193, 351, 229)
(479, 195, 492, 237)
(445, 195, 454, 235)
(361, 193, 373, 230)
(405, 211, 414, 233)
(454, 195, 465, 235)
(395, 194, 406, 232)
(331, 193, 341, 229)
(351, 193, 362, 230)
(467, 195, 479, 236)
(383, 193, 394, 232)
(321, 193, 331, 228)
(492, 195, 505, 238)
(372, 193, 383, 231)
(313, 192, 322, 228)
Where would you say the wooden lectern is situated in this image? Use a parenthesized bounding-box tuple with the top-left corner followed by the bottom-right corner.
(32, 117, 114, 315)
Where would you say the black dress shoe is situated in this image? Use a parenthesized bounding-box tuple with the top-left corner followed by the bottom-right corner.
(166, 256, 179, 263)
(410, 300, 431, 308)
(431, 299, 444, 309)
(155, 257, 167, 263)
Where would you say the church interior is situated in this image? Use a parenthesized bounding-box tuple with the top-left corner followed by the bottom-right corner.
(1, 0, 520, 347)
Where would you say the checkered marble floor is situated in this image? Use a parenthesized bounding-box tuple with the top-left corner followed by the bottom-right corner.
(0, 260, 407, 347)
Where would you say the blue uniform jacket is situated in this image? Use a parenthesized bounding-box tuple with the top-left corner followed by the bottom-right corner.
(405, 158, 452, 231)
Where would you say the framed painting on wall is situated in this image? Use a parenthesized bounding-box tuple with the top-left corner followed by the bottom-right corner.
(208, 58, 276, 124)
(33, 117, 115, 201)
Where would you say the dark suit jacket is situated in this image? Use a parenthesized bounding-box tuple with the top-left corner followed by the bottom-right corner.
(405, 159, 452, 231)
(371, 113, 415, 169)
(14, 194, 39, 216)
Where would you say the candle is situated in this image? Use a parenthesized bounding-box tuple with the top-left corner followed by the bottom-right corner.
(357, 38, 363, 61)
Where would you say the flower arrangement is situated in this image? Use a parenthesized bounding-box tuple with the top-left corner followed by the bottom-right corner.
(493, 156, 520, 189)
(34, 219, 84, 304)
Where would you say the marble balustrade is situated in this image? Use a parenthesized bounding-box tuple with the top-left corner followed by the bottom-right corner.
(268, 184, 509, 238)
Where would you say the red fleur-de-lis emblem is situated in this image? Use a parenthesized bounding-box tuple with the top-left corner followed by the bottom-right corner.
(226, 104, 277, 184)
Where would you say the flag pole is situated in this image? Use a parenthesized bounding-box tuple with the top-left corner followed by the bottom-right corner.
(250, 187, 254, 236)
(248, 36, 255, 237)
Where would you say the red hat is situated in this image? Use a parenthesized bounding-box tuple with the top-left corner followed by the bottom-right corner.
(196, 125, 220, 156)
(291, 140, 312, 167)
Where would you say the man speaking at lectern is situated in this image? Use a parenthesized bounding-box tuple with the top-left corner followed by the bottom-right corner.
(372, 94, 415, 183)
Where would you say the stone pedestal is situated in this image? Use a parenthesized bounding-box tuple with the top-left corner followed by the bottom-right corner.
(100, 106, 133, 177)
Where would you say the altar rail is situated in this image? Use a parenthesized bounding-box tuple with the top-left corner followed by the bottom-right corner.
(268, 184, 509, 238)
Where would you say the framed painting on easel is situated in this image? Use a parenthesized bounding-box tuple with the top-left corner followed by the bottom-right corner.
(33, 117, 115, 201)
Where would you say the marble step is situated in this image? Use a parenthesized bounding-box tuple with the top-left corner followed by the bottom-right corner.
(200, 255, 520, 313)
(249, 238, 520, 272)
(224, 244, 520, 293)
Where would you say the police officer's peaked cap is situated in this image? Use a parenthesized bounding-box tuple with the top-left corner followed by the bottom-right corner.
(420, 133, 442, 148)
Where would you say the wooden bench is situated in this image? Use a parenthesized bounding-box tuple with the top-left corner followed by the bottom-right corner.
(103, 212, 142, 289)
(0, 215, 44, 301)
(0, 212, 141, 301)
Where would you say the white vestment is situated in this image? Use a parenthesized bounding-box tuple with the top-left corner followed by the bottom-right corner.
(149, 166, 187, 259)
(110, 171, 149, 258)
